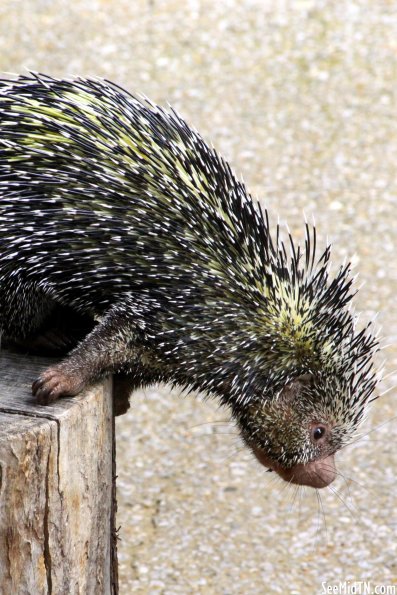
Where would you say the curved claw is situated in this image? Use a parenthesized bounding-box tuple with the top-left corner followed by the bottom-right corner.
(32, 365, 85, 405)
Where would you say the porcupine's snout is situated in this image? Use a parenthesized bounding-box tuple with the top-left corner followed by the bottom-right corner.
(252, 447, 336, 488)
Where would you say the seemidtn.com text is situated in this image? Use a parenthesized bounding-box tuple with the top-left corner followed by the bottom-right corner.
(322, 582, 397, 595)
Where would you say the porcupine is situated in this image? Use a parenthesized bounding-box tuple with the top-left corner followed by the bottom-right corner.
(0, 74, 377, 488)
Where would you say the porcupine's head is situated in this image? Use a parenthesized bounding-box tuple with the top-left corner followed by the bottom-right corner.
(226, 228, 378, 489)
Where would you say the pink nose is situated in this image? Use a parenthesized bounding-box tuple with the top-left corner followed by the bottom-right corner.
(277, 455, 336, 488)
(253, 448, 336, 489)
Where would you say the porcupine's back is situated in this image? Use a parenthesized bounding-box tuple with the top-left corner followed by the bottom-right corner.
(0, 74, 271, 316)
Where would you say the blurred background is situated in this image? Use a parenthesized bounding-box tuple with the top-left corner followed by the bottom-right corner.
(1, 1, 396, 593)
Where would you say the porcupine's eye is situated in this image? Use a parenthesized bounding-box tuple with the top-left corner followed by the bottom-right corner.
(311, 424, 327, 441)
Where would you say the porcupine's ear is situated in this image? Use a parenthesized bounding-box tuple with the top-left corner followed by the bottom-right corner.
(295, 374, 314, 386)
(278, 374, 314, 404)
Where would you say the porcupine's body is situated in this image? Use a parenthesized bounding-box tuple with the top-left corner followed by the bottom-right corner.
(0, 74, 377, 488)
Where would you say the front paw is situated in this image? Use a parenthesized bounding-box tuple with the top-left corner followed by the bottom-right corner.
(32, 365, 86, 405)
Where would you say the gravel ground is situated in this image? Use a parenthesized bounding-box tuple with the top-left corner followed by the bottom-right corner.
(1, 1, 396, 593)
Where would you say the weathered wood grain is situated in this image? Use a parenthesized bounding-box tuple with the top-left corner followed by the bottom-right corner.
(0, 350, 117, 594)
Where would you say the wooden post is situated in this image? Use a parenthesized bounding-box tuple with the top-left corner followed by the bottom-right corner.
(0, 350, 118, 594)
